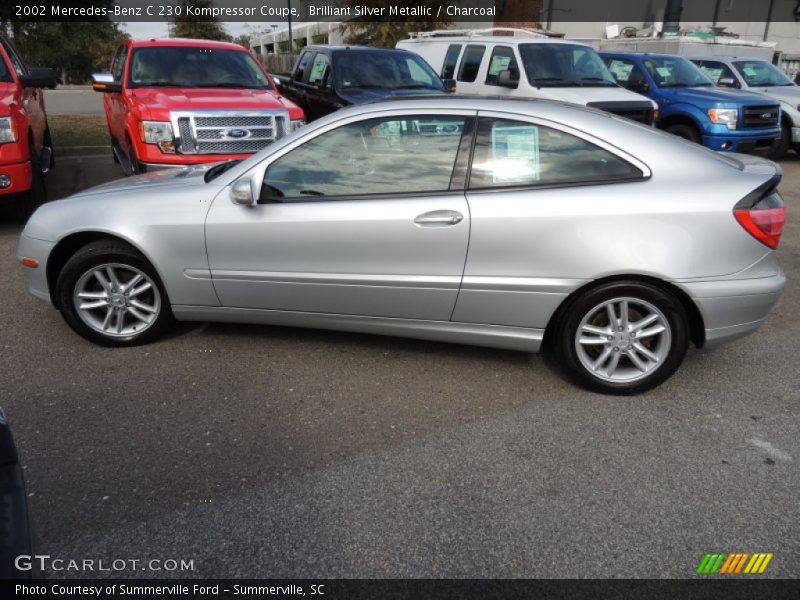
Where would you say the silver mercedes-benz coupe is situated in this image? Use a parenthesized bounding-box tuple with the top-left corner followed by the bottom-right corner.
(18, 97, 786, 394)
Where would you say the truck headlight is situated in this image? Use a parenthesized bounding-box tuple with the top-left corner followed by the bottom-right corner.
(0, 117, 17, 143)
(708, 108, 738, 130)
(139, 121, 175, 153)
(290, 120, 306, 132)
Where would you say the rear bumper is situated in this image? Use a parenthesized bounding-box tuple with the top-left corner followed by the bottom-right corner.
(680, 271, 786, 348)
(0, 161, 32, 197)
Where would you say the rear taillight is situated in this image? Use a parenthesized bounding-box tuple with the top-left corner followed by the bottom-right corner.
(733, 188, 785, 250)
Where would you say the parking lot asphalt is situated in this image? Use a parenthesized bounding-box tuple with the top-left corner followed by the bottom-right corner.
(0, 152, 798, 578)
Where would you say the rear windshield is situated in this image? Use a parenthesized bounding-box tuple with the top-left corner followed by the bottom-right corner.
(333, 50, 445, 92)
(128, 47, 272, 89)
(733, 60, 793, 87)
(518, 43, 617, 87)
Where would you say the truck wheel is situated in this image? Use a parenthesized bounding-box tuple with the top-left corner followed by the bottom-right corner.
(111, 136, 120, 164)
(664, 123, 700, 144)
(770, 124, 790, 160)
(14, 139, 47, 223)
(124, 136, 144, 176)
(44, 125, 55, 169)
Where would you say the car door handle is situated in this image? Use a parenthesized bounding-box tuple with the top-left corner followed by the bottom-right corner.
(414, 210, 464, 227)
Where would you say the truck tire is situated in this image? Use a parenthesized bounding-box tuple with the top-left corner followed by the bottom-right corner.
(124, 135, 144, 176)
(664, 123, 701, 144)
(769, 123, 790, 160)
(44, 125, 55, 170)
(14, 139, 47, 223)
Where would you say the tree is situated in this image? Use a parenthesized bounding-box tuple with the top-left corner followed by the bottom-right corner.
(170, 0, 231, 41)
(339, 0, 452, 48)
(233, 34, 251, 49)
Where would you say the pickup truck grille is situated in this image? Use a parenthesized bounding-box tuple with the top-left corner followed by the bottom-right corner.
(174, 112, 289, 155)
(587, 101, 655, 125)
(742, 105, 780, 129)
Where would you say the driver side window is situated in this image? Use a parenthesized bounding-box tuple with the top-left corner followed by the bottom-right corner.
(261, 115, 467, 200)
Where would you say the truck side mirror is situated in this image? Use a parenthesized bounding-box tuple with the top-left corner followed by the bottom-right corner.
(497, 69, 519, 88)
(19, 67, 57, 89)
(718, 77, 738, 88)
(91, 72, 122, 93)
(628, 79, 650, 93)
(442, 78, 456, 93)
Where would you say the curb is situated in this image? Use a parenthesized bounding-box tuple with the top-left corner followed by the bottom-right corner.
(55, 146, 109, 157)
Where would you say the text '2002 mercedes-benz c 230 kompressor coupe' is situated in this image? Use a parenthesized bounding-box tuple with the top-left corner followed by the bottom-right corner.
(18, 97, 786, 394)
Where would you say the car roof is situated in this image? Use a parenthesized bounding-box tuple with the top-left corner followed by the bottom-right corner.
(402, 36, 587, 46)
(305, 45, 412, 53)
(600, 51, 689, 60)
(688, 56, 770, 62)
(127, 38, 248, 51)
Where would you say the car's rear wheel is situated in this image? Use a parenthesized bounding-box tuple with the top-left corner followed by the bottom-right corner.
(664, 123, 700, 144)
(56, 241, 173, 346)
(553, 281, 689, 395)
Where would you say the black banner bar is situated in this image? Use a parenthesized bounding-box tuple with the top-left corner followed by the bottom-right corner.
(4, 0, 800, 23)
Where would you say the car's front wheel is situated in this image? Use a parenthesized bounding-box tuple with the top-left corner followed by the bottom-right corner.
(553, 281, 689, 395)
(56, 241, 173, 346)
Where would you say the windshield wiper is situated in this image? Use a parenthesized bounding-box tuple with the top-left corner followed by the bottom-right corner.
(531, 77, 569, 87)
(204, 160, 242, 183)
(577, 77, 617, 86)
(135, 81, 187, 88)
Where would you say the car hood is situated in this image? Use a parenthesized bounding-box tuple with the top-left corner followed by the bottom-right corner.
(337, 87, 446, 105)
(70, 164, 212, 197)
(665, 86, 775, 105)
(745, 85, 800, 104)
(130, 87, 294, 114)
(540, 85, 656, 108)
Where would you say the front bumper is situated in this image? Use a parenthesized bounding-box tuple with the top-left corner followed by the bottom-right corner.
(680, 271, 786, 348)
(702, 132, 779, 154)
(0, 161, 32, 197)
(17, 233, 55, 304)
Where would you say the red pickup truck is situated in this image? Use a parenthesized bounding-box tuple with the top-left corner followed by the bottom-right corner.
(92, 38, 305, 175)
(0, 35, 56, 218)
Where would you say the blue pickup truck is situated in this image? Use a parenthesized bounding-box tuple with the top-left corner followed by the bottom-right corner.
(600, 52, 781, 154)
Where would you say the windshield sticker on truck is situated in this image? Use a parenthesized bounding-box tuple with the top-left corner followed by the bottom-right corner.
(490, 125, 540, 183)
(609, 62, 633, 82)
(656, 67, 672, 78)
(699, 67, 723, 83)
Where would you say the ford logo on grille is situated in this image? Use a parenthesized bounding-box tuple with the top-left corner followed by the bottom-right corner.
(226, 128, 250, 139)
(761, 112, 774, 119)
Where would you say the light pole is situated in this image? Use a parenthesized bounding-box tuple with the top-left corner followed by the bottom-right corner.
(287, 0, 293, 53)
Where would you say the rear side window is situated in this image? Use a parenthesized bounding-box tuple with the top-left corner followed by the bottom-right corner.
(485, 46, 518, 87)
(469, 117, 642, 189)
(457, 45, 485, 83)
(441, 44, 462, 79)
(294, 51, 313, 82)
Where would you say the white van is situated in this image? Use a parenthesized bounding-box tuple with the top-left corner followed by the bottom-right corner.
(397, 28, 658, 125)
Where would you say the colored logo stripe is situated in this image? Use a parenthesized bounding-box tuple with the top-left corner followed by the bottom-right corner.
(697, 552, 773, 574)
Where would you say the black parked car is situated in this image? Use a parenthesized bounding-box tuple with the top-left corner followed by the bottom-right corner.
(272, 46, 450, 120)
(0, 406, 32, 579)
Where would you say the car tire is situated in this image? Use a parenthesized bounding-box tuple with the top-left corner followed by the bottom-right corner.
(124, 136, 144, 176)
(55, 240, 173, 347)
(664, 123, 701, 144)
(770, 123, 791, 160)
(553, 281, 689, 395)
(111, 136, 120, 164)
(14, 138, 47, 223)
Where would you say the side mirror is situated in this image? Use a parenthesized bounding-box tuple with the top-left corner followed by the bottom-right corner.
(496, 69, 519, 88)
(718, 77, 737, 88)
(628, 80, 650, 93)
(230, 176, 258, 206)
(19, 67, 57, 89)
(442, 78, 456, 93)
(91, 72, 122, 93)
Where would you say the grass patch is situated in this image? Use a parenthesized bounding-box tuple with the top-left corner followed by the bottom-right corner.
(48, 115, 108, 147)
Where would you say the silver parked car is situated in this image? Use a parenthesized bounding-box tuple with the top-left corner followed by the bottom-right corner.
(18, 98, 786, 394)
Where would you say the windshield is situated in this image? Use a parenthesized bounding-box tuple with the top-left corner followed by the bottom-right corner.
(642, 56, 714, 88)
(333, 51, 445, 92)
(128, 47, 272, 89)
(518, 43, 617, 87)
(733, 60, 793, 87)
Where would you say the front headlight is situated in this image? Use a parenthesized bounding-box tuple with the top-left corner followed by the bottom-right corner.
(708, 108, 738, 130)
(290, 120, 306, 132)
(139, 121, 175, 153)
(0, 117, 17, 144)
